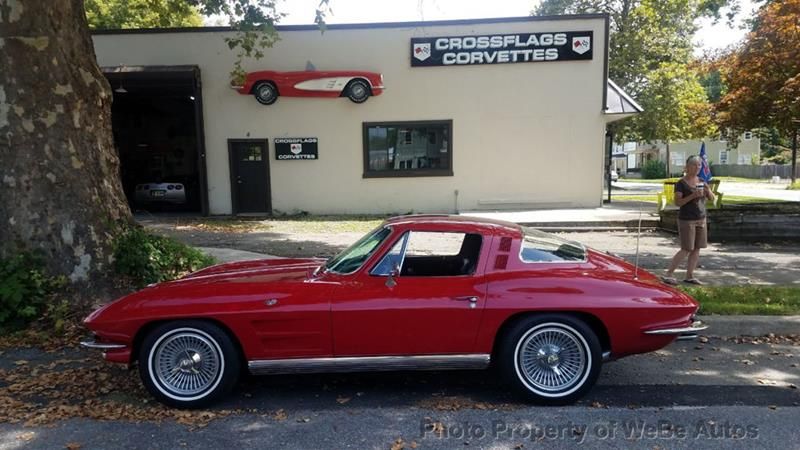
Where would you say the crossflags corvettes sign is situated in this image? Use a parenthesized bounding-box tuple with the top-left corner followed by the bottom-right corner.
(411, 31, 593, 67)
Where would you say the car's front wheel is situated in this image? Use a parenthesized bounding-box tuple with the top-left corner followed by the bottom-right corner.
(253, 81, 278, 105)
(344, 79, 371, 103)
(498, 314, 601, 405)
(138, 320, 240, 408)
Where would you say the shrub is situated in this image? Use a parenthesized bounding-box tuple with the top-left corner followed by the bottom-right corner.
(642, 160, 667, 179)
(789, 181, 800, 191)
(0, 253, 63, 331)
(113, 227, 215, 286)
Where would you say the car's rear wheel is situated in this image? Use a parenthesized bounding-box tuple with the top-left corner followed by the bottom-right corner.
(345, 79, 371, 103)
(138, 320, 240, 408)
(253, 81, 278, 105)
(498, 314, 601, 405)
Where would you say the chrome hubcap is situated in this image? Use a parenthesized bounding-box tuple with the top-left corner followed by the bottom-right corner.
(258, 85, 274, 99)
(154, 332, 220, 396)
(518, 327, 586, 392)
(351, 84, 366, 97)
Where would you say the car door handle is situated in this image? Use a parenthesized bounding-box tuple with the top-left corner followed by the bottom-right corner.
(452, 296, 478, 303)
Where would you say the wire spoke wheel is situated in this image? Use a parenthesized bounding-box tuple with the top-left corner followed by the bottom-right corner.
(517, 326, 587, 393)
(152, 331, 222, 398)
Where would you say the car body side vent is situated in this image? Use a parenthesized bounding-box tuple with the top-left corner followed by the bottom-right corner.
(494, 255, 508, 270)
(499, 237, 512, 252)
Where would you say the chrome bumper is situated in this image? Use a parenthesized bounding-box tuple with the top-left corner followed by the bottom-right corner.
(80, 340, 126, 350)
(643, 320, 708, 340)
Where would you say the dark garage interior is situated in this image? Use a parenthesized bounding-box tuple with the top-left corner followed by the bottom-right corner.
(104, 66, 207, 214)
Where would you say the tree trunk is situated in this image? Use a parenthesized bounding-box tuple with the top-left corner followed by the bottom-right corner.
(0, 0, 132, 284)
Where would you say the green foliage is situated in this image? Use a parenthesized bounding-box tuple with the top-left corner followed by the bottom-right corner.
(681, 285, 800, 315)
(85, 0, 331, 83)
(534, 0, 722, 142)
(113, 227, 215, 286)
(789, 181, 800, 191)
(85, 0, 203, 29)
(717, 0, 800, 136)
(193, 0, 330, 83)
(0, 253, 65, 331)
(635, 63, 717, 143)
(642, 160, 667, 179)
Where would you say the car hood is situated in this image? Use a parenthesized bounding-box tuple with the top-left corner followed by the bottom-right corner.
(173, 257, 326, 285)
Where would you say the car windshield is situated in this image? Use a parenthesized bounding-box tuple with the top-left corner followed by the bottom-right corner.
(325, 226, 392, 274)
(520, 227, 587, 262)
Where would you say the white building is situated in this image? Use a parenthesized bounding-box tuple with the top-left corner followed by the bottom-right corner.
(93, 15, 640, 215)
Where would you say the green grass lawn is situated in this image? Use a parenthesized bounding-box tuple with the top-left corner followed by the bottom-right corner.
(620, 176, 773, 184)
(611, 194, 785, 205)
(680, 285, 800, 315)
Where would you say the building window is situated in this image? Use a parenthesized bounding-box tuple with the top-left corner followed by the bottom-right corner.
(671, 152, 685, 169)
(363, 120, 453, 178)
(719, 150, 728, 164)
(744, 131, 753, 140)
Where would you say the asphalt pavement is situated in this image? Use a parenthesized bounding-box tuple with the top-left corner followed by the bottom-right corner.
(1, 335, 798, 449)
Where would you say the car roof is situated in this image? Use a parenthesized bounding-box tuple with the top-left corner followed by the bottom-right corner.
(382, 214, 522, 237)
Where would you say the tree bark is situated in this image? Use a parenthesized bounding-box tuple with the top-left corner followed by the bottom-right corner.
(0, 0, 132, 284)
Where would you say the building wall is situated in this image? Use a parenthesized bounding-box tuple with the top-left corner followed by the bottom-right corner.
(93, 17, 609, 215)
(630, 134, 761, 175)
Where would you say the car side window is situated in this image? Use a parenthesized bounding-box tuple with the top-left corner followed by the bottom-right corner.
(372, 231, 482, 277)
(520, 227, 586, 263)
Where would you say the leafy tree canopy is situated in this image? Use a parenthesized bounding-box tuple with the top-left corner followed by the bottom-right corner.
(534, 0, 728, 142)
(717, 0, 800, 136)
(85, 0, 204, 29)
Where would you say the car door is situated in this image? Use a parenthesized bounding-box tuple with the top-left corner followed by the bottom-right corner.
(331, 230, 492, 356)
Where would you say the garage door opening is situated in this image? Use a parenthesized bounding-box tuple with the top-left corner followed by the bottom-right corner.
(104, 65, 208, 215)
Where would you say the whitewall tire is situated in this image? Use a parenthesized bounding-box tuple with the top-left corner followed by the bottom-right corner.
(138, 321, 240, 408)
(498, 314, 601, 405)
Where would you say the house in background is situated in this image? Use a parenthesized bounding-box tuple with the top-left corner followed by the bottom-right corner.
(625, 132, 761, 176)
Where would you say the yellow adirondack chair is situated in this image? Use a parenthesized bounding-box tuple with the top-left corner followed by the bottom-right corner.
(657, 179, 723, 211)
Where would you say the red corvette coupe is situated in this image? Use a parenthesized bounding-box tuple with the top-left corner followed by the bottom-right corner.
(232, 70, 384, 105)
(82, 215, 705, 408)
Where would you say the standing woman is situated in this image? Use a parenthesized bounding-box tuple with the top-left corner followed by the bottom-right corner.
(663, 155, 715, 285)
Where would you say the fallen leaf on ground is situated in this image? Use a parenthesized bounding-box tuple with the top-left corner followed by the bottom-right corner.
(65, 443, 82, 450)
(272, 409, 288, 421)
(17, 432, 35, 441)
(336, 396, 351, 404)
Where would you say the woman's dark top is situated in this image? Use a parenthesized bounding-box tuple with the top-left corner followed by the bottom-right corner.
(675, 178, 706, 220)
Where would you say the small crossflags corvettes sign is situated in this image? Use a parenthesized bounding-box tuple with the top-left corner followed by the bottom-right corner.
(275, 138, 318, 160)
(411, 31, 593, 67)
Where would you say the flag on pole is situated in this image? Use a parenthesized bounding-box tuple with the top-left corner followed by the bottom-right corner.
(699, 142, 713, 183)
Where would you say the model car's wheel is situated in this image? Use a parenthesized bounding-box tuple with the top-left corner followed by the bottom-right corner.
(253, 81, 278, 105)
(498, 314, 601, 405)
(138, 320, 240, 408)
(345, 79, 371, 103)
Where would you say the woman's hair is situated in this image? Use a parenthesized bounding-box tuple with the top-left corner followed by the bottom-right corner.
(686, 155, 701, 166)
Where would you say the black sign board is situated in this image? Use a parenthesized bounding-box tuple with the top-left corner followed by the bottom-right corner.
(275, 138, 318, 160)
(411, 31, 593, 67)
